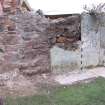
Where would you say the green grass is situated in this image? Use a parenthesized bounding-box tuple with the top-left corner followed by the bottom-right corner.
(5, 77, 105, 105)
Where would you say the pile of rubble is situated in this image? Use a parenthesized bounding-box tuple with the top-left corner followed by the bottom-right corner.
(47, 15, 81, 50)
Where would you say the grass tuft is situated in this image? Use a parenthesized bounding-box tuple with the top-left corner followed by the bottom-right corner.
(5, 77, 105, 105)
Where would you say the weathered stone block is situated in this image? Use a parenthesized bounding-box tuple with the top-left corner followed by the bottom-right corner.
(5, 44, 21, 52)
(1, 34, 21, 45)
(0, 62, 18, 73)
(3, 52, 19, 62)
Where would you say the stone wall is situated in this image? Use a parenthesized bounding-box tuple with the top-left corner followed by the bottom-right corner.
(48, 15, 81, 74)
(81, 13, 100, 68)
(51, 13, 105, 73)
(51, 46, 81, 74)
(98, 14, 105, 65)
(47, 15, 81, 50)
(2, 11, 105, 75)
(0, 9, 82, 75)
(14, 12, 51, 75)
(0, 12, 51, 75)
(81, 13, 105, 68)
(51, 12, 105, 73)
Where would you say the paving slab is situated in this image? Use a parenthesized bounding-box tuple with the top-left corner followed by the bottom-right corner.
(54, 67, 105, 85)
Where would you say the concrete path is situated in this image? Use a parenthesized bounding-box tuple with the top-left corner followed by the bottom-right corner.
(54, 67, 105, 85)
